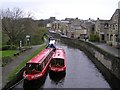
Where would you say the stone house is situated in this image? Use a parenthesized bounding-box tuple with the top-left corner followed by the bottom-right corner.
(81, 18, 95, 39)
(51, 18, 89, 39)
(106, 9, 120, 46)
(59, 20, 69, 35)
(52, 20, 61, 33)
(51, 20, 69, 34)
(95, 9, 120, 47)
(67, 18, 88, 39)
(95, 18, 110, 42)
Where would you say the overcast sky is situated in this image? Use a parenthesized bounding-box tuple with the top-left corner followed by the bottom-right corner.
(0, 0, 120, 20)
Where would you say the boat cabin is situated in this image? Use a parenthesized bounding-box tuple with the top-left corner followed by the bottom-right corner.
(23, 48, 54, 80)
(50, 48, 66, 71)
(51, 58, 64, 67)
(26, 63, 42, 74)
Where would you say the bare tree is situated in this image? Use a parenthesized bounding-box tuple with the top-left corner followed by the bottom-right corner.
(2, 8, 25, 48)
(1, 7, 46, 47)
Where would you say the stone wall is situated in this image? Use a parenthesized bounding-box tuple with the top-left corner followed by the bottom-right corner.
(60, 36, 120, 88)
(50, 33, 120, 88)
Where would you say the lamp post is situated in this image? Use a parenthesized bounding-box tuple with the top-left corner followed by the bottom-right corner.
(19, 40, 22, 50)
(26, 35, 30, 47)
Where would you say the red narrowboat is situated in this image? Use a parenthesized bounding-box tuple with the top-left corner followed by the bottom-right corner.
(49, 48, 66, 73)
(23, 48, 54, 81)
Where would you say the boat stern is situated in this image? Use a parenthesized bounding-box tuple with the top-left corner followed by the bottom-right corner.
(50, 66, 66, 72)
(23, 71, 43, 81)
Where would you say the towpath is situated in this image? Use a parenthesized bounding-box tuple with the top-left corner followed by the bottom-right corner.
(2, 44, 45, 88)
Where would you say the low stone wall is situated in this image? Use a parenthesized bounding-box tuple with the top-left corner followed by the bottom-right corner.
(49, 33, 120, 88)
(60, 36, 120, 89)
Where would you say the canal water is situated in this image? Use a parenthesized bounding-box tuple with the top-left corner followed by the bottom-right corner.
(13, 40, 110, 89)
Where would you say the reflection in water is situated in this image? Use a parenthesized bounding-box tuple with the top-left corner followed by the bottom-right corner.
(49, 71, 66, 85)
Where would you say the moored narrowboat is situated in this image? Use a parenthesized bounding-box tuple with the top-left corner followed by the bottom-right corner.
(49, 48, 66, 73)
(23, 48, 54, 81)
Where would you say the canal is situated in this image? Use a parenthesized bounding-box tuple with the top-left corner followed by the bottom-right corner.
(13, 40, 110, 89)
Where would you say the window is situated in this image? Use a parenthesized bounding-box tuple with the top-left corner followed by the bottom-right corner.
(41, 62, 45, 69)
(104, 23, 108, 29)
(44, 50, 53, 65)
(113, 25, 115, 30)
(26, 63, 42, 74)
(51, 58, 64, 67)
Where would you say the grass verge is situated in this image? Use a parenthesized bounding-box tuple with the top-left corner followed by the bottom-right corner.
(8, 44, 47, 81)
(0, 50, 18, 58)
(1, 50, 19, 67)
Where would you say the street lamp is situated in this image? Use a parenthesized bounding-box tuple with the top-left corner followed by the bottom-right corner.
(19, 40, 22, 50)
(26, 35, 30, 47)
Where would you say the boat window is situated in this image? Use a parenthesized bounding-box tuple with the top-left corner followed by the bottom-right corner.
(44, 50, 53, 66)
(42, 62, 45, 68)
(44, 57, 49, 65)
(25, 50, 54, 74)
(51, 59, 56, 66)
(51, 58, 64, 67)
(26, 63, 43, 74)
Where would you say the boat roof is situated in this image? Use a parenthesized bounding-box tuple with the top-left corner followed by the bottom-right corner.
(52, 48, 65, 59)
(27, 48, 53, 64)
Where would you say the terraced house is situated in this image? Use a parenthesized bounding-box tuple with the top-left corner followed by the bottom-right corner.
(68, 18, 88, 39)
(51, 18, 95, 39)
(107, 9, 120, 47)
(95, 18, 110, 42)
(51, 20, 69, 34)
(95, 9, 120, 47)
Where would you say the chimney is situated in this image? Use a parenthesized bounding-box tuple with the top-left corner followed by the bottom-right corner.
(97, 18, 99, 20)
(76, 17, 78, 19)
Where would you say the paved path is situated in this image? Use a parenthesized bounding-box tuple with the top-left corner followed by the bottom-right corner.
(80, 39, 119, 57)
(2, 44, 45, 88)
(89, 42, 120, 57)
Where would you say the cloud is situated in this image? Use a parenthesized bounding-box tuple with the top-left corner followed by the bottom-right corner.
(1, 0, 119, 20)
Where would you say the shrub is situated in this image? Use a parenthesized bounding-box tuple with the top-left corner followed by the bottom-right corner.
(89, 34, 99, 42)
(94, 35, 99, 42)
(1, 45, 17, 50)
(89, 34, 95, 41)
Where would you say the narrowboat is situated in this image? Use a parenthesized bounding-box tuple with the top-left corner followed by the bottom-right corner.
(23, 48, 54, 81)
(49, 48, 66, 73)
